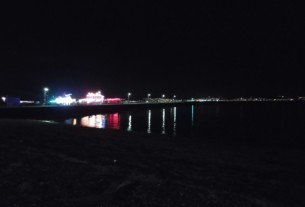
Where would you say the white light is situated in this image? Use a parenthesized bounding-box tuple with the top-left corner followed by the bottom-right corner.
(1, 97, 6, 102)
(43, 88, 49, 105)
(147, 110, 151, 134)
(20, 100, 35, 104)
(173, 107, 176, 135)
(54, 94, 76, 105)
(162, 94, 165, 98)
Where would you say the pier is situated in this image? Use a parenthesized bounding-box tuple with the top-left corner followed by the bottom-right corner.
(0, 102, 194, 119)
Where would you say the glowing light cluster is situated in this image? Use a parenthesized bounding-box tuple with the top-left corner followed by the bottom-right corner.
(105, 98, 122, 104)
(80, 115, 106, 128)
(78, 113, 120, 129)
(51, 94, 76, 105)
(79, 91, 104, 104)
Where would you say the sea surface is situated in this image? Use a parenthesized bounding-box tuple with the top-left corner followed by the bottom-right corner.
(63, 102, 305, 142)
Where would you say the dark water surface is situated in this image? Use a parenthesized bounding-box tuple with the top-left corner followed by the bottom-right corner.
(64, 102, 305, 141)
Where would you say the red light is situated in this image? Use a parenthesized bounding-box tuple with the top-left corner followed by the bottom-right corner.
(106, 98, 122, 104)
(107, 113, 120, 129)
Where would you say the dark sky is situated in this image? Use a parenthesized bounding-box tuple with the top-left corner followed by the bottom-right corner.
(1, 1, 304, 100)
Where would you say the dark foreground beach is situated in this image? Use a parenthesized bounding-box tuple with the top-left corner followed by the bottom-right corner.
(0, 119, 304, 207)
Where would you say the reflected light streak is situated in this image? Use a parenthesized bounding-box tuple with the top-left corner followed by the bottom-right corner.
(73, 118, 77, 126)
(191, 105, 194, 126)
(147, 110, 151, 134)
(80, 115, 106, 129)
(127, 115, 132, 131)
(107, 113, 120, 129)
(162, 108, 166, 134)
(173, 107, 177, 135)
(101, 115, 106, 128)
(95, 115, 102, 127)
(65, 119, 73, 125)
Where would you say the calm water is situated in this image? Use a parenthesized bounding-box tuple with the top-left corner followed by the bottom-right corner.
(64, 103, 305, 140)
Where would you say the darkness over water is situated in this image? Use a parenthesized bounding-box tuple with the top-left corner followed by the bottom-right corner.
(63, 102, 305, 144)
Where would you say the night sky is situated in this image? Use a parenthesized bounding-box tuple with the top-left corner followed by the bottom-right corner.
(1, 1, 304, 100)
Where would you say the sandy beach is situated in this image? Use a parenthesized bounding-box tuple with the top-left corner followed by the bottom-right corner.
(0, 119, 304, 206)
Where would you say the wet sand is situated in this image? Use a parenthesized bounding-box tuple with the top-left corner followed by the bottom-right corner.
(0, 119, 304, 206)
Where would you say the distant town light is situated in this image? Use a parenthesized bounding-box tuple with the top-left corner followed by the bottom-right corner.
(127, 92, 131, 102)
(20, 100, 35, 104)
(43, 87, 49, 105)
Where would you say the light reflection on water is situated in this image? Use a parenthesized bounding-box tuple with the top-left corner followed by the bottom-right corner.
(66, 113, 120, 129)
(108, 113, 120, 129)
(161, 108, 166, 134)
(63, 104, 305, 138)
(191, 105, 194, 126)
(127, 115, 132, 132)
(173, 107, 177, 135)
(81, 115, 105, 128)
(65, 107, 181, 135)
(147, 110, 151, 134)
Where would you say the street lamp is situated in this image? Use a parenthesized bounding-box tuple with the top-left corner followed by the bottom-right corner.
(162, 94, 165, 98)
(43, 87, 49, 105)
(146, 93, 151, 103)
(127, 92, 131, 102)
(173, 95, 176, 100)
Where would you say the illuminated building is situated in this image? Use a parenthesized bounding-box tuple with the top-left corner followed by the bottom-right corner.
(79, 91, 105, 104)
(50, 94, 76, 105)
